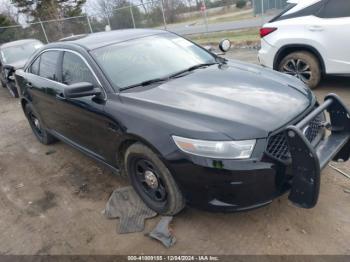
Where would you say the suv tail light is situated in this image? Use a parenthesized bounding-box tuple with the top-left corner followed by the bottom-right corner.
(260, 27, 277, 38)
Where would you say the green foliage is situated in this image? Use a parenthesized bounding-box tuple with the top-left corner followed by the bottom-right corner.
(10, 0, 87, 42)
(0, 13, 17, 44)
(109, 1, 142, 29)
(10, 0, 86, 21)
(236, 0, 247, 9)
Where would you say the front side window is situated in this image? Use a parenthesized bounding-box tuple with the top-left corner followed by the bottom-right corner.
(62, 52, 96, 85)
(91, 33, 216, 90)
(1, 41, 43, 64)
(39, 51, 60, 81)
(30, 57, 40, 75)
(318, 0, 350, 18)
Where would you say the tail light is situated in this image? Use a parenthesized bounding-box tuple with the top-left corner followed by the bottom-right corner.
(260, 27, 277, 38)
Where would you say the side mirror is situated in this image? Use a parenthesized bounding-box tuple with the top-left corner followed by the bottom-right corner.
(219, 39, 232, 53)
(64, 82, 101, 99)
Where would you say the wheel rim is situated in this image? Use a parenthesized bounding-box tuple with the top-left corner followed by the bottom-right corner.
(28, 111, 43, 138)
(281, 59, 312, 83)
(131, 158, 167, 203)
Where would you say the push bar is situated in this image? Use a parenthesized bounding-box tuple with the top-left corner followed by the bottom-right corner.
(285, 94, 350, 209)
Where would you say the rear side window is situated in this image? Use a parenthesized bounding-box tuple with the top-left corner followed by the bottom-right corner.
(39, 51, 60, 81)
(318, 0, 350, 18)
(62, 52, 96, 85)
(271, 1, 325, 22)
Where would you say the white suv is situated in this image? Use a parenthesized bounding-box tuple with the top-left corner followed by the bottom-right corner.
(258, 0, 350, 88)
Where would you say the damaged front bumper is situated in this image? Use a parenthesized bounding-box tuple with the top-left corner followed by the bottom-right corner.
(286, 93, 350, 208)
(167, 94, 350, 212)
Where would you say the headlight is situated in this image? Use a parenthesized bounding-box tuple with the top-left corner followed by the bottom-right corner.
(172, 136, 256, 159)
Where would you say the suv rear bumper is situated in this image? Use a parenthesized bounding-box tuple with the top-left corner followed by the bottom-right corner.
(258, 39, 278, 69)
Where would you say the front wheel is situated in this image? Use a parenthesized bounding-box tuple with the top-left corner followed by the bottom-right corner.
(125, 143, 185, 215)
(278, 51, 321, 89)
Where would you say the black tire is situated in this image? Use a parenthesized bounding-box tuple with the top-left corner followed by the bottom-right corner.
(24, 103, 57, 145)
(125, 143, 185, 215)
(278, 51, 321, 89)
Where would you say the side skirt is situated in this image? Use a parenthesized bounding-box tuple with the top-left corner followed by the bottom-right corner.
(50, 130, 120, 175)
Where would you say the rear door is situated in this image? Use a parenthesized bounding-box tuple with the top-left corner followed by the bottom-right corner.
(315, 0, 350, 73)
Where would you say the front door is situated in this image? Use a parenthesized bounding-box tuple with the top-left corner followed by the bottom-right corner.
(50, 51, 112, 162)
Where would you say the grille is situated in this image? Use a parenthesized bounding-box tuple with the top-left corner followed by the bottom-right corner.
(266, 114, 324, 162)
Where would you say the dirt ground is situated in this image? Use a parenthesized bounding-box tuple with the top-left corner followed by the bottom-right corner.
(0, 49, 349, 255)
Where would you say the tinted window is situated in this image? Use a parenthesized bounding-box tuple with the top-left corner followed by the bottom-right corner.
(273, 1, 324, 21)
(39, 51, 60, 81)
(62, 52, 96, 85)
(30, 57, 40, 75)
(319, 0, 350, 18)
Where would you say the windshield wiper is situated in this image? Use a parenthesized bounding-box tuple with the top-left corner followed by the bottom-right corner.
(119, 62, 219, 92)
(119, 77, 168, 91)
(169, 62, 219, 78)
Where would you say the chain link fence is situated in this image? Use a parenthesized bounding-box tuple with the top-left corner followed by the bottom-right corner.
(0, 0, 289, 44)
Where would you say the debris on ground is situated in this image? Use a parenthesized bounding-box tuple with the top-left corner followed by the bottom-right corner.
(344, 189, 350, 194)
(45, 150, 56, 156)
(329, 164, 350, 179)
(148, 216, 176, 248)
(73, 183, 89, 194)
(15, 183, 24, 189)
(104, 187, 157, 234)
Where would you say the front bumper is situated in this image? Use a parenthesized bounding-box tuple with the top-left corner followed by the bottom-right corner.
(168, 156, 290, 212)
(5, 79, 19, 97)
(167, 94, 350, 212)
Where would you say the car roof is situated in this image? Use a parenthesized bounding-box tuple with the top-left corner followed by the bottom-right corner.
(53, 29, 167, 51)
(0, 39, 42, 49)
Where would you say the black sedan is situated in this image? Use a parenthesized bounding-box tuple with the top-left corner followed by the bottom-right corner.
(0, 39, 43, 97)
(15, 29, 350, 215)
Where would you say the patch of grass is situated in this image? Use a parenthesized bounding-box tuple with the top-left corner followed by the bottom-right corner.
(187, 28, 260, 46)
(208, 10, 253, 24)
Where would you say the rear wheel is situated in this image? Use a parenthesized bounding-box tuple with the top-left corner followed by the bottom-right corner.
(125, 143, 185, 215)
(24, 103, 57, 145)
(278, 51, 321, 89)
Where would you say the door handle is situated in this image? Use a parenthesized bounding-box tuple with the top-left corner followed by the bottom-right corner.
(26, 82, 33, 89)
(55, 93, 66, 101)
(308, 25, 324, 32)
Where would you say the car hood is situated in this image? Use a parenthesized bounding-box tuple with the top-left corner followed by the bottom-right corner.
(120, 60, 314, 140)
(5, 59, 27, 70)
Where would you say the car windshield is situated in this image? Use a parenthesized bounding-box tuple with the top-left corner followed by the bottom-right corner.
(91, 33, 216, 90)
(0, 41, 43, 64)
